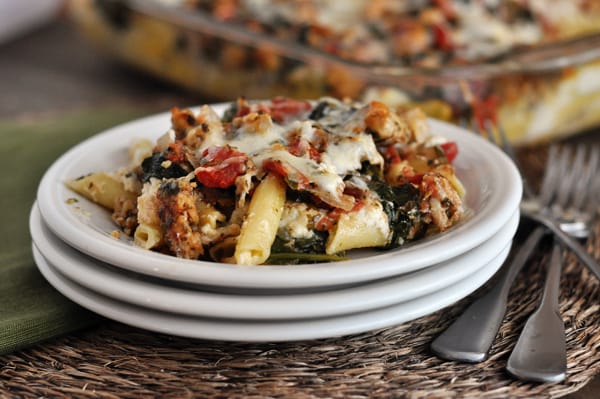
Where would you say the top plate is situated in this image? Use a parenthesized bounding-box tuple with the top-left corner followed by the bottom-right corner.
(36, 103, 521, 289)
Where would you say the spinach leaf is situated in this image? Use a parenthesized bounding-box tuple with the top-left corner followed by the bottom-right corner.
(271, 231, 328, 255)
(266, 253, 348, 265)
(141, 153, 187, 182)
(368, 179, 423, 248)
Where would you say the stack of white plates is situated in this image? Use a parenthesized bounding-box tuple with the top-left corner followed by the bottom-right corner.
(31, 106, 522, 342)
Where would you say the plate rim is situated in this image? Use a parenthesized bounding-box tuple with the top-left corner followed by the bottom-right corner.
(31, 203, 519, 319)
(32, 243, 509, 342)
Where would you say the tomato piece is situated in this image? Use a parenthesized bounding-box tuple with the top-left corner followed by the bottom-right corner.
(315, 209, 340, 231)
(288, 138, 321, 161)
(472, 95, 498, 131)
(234, 104, 251, 118)
(195, 162, 244, 188)
(213, 0, 236, 20)
(440, 142, 458, 163)
(287, 139, 304, 157)
(269, 97, 311, 122)
(195, 146, 247, 188)
(433, 23, 453, 51)
(385, 145, 402, 164)
(263, 159, 311, 190)
(432, 0, 457, 20)
(314, 200, 365, 232)
(166, 142, 186, 164)
(407, 173, 424, 185)
(262, 159, 289, 179)
(200, 146, 245, 164)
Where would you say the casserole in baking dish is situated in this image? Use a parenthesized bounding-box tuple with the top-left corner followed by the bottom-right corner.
(69, 0, 600, 144)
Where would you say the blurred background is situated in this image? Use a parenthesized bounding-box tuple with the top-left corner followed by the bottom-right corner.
(4, 0, 600, 145)
(0, 0, 203, 120)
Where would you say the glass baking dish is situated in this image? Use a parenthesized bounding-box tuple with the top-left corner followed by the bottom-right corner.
(68, 0, 600, 145)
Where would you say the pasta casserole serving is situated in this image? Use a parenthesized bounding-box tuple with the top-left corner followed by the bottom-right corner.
(67, 97, 465, 265)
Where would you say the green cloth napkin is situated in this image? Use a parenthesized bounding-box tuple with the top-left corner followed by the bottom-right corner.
(0, 107, 149, 355)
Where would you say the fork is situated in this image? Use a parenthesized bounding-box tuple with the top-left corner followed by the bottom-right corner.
(507, 145, 599, 383)
(506, 239, 566, 382)
(430, 124, 597, 363)
(520, 146, 600, 279)
(430, 122, 550, 362)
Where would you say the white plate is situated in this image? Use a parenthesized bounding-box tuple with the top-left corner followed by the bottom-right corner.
(36, 104, 522, 289)
(33, 243, 509, 342)
(30, 203, 518, 319)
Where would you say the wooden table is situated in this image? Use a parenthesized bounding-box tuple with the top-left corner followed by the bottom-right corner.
(1, 17, 599, 398)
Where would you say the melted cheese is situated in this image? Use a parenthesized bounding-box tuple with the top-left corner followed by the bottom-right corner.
(322, 134, 383, 175)
(278, 202, 316, 239)
(293, 120, 317, 142)
(228, 122, 286, 155)
(254, 148, 344, 198)
(191, 101, 384, 209)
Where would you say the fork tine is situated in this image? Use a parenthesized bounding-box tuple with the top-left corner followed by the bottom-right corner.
(539, 145, 598, 239)
(584, 146, 600, 216)
(476, 118, 536, 200)
(591, 175, 600, 217)
(496, 123, 518, 163)
(483, 119, 498, 146)
(554, 146, 586, 211)
(538, 146, 562, 207)
(571, 146, 598, 210)
(468, 118, 485, 141)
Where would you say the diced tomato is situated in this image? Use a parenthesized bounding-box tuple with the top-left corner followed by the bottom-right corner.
(287, 139, 303, 157)
(213, 0, 236, 20)
(432, 0, 457, 20)
(433, 23, 453, 51)
(288, 138, 321, 161)
(234, 104, 251, 118)
(166, 142, 186, 164)
(195, 160, 246, 189)
(323, 41, 339, 54)
(385, 145, 402, 164)
(195, 146, 247, 188)
(263, 159, 311, 190)
(407, 173, 425, 185)
(315, 200, 365, 231)
(472, 95, 498, 131)
(351, 200, 366, 213)
(262, 159, 289, 179)
(315, 209, 340, 231)
(440, 141, 458, 163)
(307, 145, 321, 161)
(200, 145, 245, 164)
(237, 107, 250, 118)
(268, 97, 312, 122)
(233, 97, 311, 122)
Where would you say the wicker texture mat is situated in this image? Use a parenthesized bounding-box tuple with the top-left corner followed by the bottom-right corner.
(1, 148, 600, 398)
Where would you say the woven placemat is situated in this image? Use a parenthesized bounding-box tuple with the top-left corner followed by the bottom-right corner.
(1, 147, 599, 399)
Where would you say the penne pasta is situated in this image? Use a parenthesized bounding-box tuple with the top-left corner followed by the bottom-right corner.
(134, 223, 163, 249)
(66, 172, 136, 210)
(234, 174, 286, 265)
(326, 198, 390, 254)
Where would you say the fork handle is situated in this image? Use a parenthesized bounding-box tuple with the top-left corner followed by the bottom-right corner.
(522, 208, 600, 280)
(431, 227, 546, 363)
(506, 240, 566, 383)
